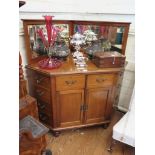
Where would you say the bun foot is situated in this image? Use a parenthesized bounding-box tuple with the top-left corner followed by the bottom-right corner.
(103, 123, 110, 129)
(53, 131, 61, 137)
(42, 149, 52, 155)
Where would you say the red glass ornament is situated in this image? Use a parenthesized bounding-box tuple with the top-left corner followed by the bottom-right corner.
(38, 58, 62, 69)
(36, 15, 62, 69)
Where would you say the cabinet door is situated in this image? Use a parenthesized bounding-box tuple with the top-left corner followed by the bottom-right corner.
(56, 89, 84, 127)
(85, 88, 112, 124)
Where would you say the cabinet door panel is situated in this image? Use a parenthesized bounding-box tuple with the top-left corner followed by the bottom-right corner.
(85, 88, 111, 124)
(56, 90, 84, 127)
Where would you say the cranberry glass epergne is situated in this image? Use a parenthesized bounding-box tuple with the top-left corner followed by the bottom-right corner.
(37, 16, 62, 69)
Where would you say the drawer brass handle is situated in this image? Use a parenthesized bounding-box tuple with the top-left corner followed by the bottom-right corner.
(38, 103, 46, 109)
(40, 104, 46, 109)
(36, 90, 45, 96)
(96, 78, 106, 83)
(36, 79, 41, 84)
(65, 80, 77, 85)
(39, 114, 48, 121)
(36, 77, 46, 84)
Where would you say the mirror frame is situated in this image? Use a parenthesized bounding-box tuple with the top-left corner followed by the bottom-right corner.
(23, 20, 130, 64)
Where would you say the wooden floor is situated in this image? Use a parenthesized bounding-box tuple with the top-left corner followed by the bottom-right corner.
(46, 111, 135, 155)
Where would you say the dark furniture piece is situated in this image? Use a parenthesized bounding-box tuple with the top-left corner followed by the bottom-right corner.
(19, 116, 49, 155)
(19, 53, 52, 155)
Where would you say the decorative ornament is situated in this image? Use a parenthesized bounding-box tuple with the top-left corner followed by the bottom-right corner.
(70, 32, 87, 68)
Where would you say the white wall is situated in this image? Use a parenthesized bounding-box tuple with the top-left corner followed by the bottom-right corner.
(19, 0, 135, 111)
(19, 0, 135, 30)
(20, 0, 135, 14)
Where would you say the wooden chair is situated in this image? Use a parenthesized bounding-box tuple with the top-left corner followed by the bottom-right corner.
(19, 52, 52, 155)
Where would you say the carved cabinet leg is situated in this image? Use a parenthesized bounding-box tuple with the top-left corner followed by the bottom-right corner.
(103, 123, 110, 129)
(42, 149, 52, 155)
(52, 131, 61, 137)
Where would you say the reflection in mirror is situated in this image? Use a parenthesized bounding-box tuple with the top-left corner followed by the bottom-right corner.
(28, 24, 70, 59)
(74, 24, 124, 56)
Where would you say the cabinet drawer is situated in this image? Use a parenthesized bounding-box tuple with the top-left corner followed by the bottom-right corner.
(34, 86, 50, 103)
(37, 100, 52, 115)
(87, 74, 115, 88)
(34, 72, 50, 89)
(56, 75, 85, 91)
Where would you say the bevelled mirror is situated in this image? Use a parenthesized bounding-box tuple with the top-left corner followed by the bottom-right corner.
(73, 21, 129, 57)
(23, 20, 71, 63)
(23, 20, 130, 64)
(28, 24, 70, 59)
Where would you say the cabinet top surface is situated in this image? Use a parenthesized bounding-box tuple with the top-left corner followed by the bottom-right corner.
(26, 56, 124, 76)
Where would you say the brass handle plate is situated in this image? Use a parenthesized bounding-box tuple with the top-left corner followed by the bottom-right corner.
(65, 80, 77, 85)
(36, 90, 45, 96)
(38, 103, 46, 109)
(39, 114, 48, 121)
(36, 77, 46, 84)
(96, 78, 106, 83)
